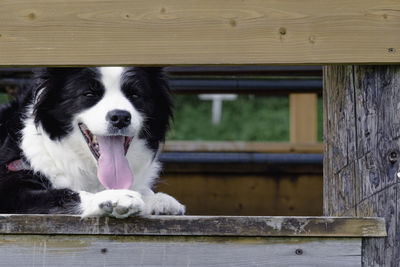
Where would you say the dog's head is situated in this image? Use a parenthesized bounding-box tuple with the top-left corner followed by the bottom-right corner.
(32, 67, 172, 189)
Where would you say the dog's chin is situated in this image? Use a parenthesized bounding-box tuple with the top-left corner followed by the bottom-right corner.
(78, 122, 133, 161)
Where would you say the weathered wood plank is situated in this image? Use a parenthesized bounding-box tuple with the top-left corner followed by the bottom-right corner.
(163, 141, 323, 153)
(157, 174, 323, 216)
(323, 66, 400, 266)
(0, 215, 386, 237)
(0, 0, 399, 66)
(0, 235, 362, 267)
(323, 66, 358, 217)
(289, 93, 318, 143)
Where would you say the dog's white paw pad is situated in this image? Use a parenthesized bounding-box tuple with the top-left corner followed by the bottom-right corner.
(80, 190, 145, 218)
(143, 192, 185, 215)
(99, 201, 114, 213)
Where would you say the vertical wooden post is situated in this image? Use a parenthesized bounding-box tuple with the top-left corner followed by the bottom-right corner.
(324, 65, 400, 266)
(290, 93, 318, 143)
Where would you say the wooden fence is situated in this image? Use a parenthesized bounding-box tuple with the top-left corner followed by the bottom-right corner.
(0, 215, 385, 266)
(0, 66, 324, 216)
(1, 0, 399, 265)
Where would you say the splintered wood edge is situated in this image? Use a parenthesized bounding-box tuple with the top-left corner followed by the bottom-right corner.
(0, 215, 386, 237)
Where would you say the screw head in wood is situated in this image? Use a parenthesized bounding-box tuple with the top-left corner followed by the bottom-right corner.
(295, 248, 303, 255)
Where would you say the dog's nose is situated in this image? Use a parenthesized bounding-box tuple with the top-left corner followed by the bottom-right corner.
(106, 110, 131, 129)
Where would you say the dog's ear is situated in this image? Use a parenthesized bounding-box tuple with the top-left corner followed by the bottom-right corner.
(33, 68, 85, 139)
(143, 67, 172, 120)
(143, 67, 170, 90)
(33, 68, 78, 105)
(33, 68, 83, 94)
(139, 67, 174, 151)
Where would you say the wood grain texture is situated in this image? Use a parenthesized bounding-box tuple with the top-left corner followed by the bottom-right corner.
(0, 215, 385, 237)
(163, 141, 323, 153)
(157, 174, 323, 216)
(0, 235, 362, 267)
(0, 0, 399, 66)
(290, 93, 318, 142)
(323, 66, 400, 266)
(162, 160, 322, 174)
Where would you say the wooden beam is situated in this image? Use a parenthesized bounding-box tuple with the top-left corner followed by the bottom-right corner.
(323, 66, 400, 266)
(0, 0, 399, 66)
(163, 141, 323, 153)
(157, 174, 323, 216)
(0, 215, 386, 237)
(0, 235, 362, 266)
(290, 93, 318, 143)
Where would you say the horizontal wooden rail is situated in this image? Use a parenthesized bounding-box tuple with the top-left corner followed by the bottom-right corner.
(0, 215, 385, 266)
(0, 66, 324, 77)
(167, 66, 323, 77)
(0, 77, 323, 95)
(170, 78, 322, 95)
(0, 215, 386, 237)
(0, 67, 324, 95)
(159, 152, 322, 165)
(163, 141, 323, 153)
(0, 0, 399, 66)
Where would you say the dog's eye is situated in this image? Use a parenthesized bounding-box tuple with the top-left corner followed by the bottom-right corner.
(83, 92, 95, 97)
(123, 83, 141, 100)
(127, 89, 140, 99)
(84, 81, 103, 98)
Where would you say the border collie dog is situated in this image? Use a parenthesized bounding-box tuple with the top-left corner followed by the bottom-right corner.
(0, 67, 185, 218)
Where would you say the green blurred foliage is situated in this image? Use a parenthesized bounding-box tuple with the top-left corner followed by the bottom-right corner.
(0, 93, 8, 104)
(167, 95, 291, 141)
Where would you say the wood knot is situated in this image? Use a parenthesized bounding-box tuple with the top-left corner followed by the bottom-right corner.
(101, 248, 108, 254)
(279, 27, 287, 35)
(309, 35, 316, 44)
(389, 151, 398, 163)
(295, 249, 303, 255)
(229, 19, 237, 27)
(28, 12, 36, 21)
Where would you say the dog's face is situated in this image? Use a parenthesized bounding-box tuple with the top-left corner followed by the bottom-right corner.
(32, 67, 172, 189)
(34, 67, 172, 148)
(77, 67, 145, 140)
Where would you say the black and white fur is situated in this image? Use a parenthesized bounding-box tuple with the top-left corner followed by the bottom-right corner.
(0, 67, 185, 218)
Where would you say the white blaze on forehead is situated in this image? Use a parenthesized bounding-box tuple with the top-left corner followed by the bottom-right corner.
(99, 67, 124, 91)
(75, 66, 143, 136)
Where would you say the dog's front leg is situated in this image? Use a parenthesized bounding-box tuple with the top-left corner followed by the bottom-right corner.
(140, 189, 185, 215)
(79, 190, 144, 218)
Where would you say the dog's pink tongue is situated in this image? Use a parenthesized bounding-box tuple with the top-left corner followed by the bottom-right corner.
(97, 136, 133, 189)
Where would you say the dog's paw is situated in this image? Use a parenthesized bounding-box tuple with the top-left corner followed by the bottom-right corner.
(142, 192, 185, 215)
(79, 190, 144, 218)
